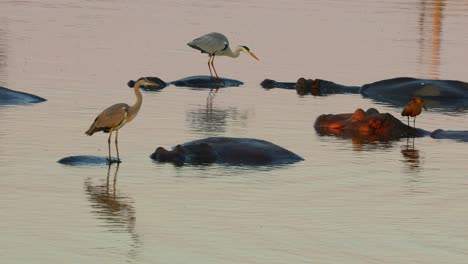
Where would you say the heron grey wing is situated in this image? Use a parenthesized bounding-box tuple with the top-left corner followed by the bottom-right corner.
(93, 103, 129, 129)
(189, 32, 229, 54)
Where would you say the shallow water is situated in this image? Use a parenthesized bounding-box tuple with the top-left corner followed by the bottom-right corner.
(1, 0, 468, 263)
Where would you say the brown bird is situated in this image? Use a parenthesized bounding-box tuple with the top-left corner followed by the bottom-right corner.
(401, 96, 427, 128)
(85, 78, 158, 163)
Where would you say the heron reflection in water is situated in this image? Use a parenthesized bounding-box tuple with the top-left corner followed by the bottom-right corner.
(84, 164, 141, 260)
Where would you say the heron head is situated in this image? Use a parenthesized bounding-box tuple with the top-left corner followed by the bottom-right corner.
(127, 80, 136, 87)
(240, 45, 259, 61)
(127, 77, 167, 90)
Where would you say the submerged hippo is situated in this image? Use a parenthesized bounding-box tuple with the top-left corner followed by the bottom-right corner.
(0, 86, 46, 105)
(132, 75, 244, 91)
(360, 77, 468, 108)
(315, 108, 468, 142)
(315, 108, 428, 142)
(429, 129, 468, 142)
(261, 77, 359, 95)
(262, 77, 468, 111)
(150, 137, 304, 166)
(57, 155, 120, 166)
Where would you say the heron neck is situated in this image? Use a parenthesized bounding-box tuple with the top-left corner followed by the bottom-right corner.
(224, 46, 242, 58)
(130, 82, 143, 114)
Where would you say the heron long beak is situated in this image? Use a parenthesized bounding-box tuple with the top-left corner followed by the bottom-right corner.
(141, 80, 159, 89)
(142, 78, 157, 86)
(248, 51, 260, 61)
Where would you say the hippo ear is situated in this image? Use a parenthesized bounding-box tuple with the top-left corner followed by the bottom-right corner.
(174, 145, 185, 155)
(365, 108, 379, 116)
(155, 147, 168, 154)
(351, 108, 366, 122)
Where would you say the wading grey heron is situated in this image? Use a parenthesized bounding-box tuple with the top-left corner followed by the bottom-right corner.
(401, 96, 427, 128)
(85, 78, 158, 163)
(187, 32, 259, 80)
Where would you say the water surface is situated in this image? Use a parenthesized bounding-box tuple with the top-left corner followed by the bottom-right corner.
(1, 0, 468, 263)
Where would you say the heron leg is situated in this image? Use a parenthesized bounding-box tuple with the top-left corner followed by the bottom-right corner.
(210, 55, 220, 81)
(207, 55, 214, 79)
(413, 116, 416, 128)
(407, 116, 410, 126)
(115, 130, 121, 163)
(107, 130, 113, 163)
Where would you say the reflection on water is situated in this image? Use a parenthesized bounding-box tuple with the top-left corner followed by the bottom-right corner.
(400, 136, 421, 173)
(2, 0, 468, 263)
(351, 139, 395, 152)
(186, 92, 249, 135)
(0, 27, 7, 84)
(418, 0, 444, 79)
(84, 164, 141, 261)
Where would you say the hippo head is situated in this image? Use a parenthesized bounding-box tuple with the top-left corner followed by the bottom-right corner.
(314, 108, 423, 141)
(150, 142, 217, 165)
(150, 145, 186, 165)
(260, 79, 277, 89)
(128, 77, 167, 91)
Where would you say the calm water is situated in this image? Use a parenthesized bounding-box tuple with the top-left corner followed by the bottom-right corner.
(1, 0, 468, 263)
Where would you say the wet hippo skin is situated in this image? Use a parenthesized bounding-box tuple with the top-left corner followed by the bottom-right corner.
(314, 108, 429, 142)
(0, 86, 46, 105)
(315, 108, 468, 143)
(134, 76, 244, 91)
(150, 137, 304, 166)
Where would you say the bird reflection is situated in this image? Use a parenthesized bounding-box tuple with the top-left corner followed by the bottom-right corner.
(84, 164, 141, 261)
(186, 92, 249, 135)
(401, 136, 421, 172)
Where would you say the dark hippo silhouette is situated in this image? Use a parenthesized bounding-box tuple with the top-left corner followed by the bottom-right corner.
(315, 108, 468, 143)
(261, 78, 360, 95)
(0, 86, 46, 105)
(131, 75, 243, 91)
(260, 79, 296, 90)
(261, 77, 468, 111)
(429, 129, 468, 142)
(58, 155, 120, 166)
(150, 137, 304, 166)
(360, 77, 468, 109)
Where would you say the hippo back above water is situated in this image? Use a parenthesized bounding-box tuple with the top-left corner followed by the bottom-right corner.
(360, 77, 468, 108)
(170, 76, 244, 89)
(135, 76, 244, 90)
(0, 86, 46, 105)
(150, 137, 304, 166)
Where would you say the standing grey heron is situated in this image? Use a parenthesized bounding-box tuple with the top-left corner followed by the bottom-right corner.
(85, 78, 158, 163)
(401, 96, 427, 128)
(187, 32, 259, 80)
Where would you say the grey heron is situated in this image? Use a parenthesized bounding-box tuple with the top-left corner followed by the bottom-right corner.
(187, 32, 259, 80)
(401, 96, 427, 128)
(85, 78, 158, 163)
